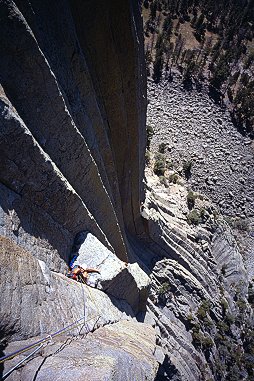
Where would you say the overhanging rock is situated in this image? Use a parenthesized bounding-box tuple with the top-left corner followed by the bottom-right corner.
(72, 232, 150, 313)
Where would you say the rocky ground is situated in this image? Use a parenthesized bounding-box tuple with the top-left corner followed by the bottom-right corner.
(147, 74, 254, 280)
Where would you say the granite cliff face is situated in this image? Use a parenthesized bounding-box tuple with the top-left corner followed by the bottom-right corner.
(0, 0, 146, 267)
(0, 0, 154, 379)
(0, 1, 253, 381)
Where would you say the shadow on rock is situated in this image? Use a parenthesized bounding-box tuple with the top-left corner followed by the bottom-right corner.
(155, 355, 180, 381)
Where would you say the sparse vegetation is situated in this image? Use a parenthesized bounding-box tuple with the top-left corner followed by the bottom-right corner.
(145, 150, 151, 164)
(168, 173, 178, 184)
(197, 300, 211, 320)
(183, 160, 193, 178)
(146, 125, 154, 150)
(187, 209, 200, 225)
(158, 142, 167, 153)
(154, 153, 167, 176)
(159, 176, 169, 187)
(186, 190, 197, 209)
(143, 2, 254, 378)
(236, 298, 247, 312)
(158, 282, 171, 295)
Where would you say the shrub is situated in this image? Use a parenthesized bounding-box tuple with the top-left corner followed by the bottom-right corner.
(214, 333, 226, 344)
(158, 282, 171, 295)
(153, 49, 163, 82)
(183, 160, 193, 177)
(216, 320, 230, 333)
(248, 283, 254, 305)
(159, 176, 169, 187)
(158, 142, 167, 153)
(197, 300, 211, 319)
(221, 264, 226, 275)
(166, 161, 173, 169)
(157, 282, 172, 305)
(187, 313, 194, 322)
(221, 298, 228, 312)
(225, 314, 235, 325)
(187, 190, 196, 209)
(203, 336, 214, 349)
(187, 209, 200, 225)
(198, 194, 204, 201)
(154, 153, 166, 176)
(203, 317, 214, 329)
(199, 207, 210, 222)
(192, 331, 213, 349)
(192, 331, 203, 347)
(236, 299, 246, 312)
(146, 125, 154, 149)
(145, 150, 151, 164)
(169, 173, 178, 184)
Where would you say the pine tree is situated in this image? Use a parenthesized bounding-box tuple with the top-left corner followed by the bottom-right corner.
(153, 49, 164, 82)
(143, 0, 149, 9)
(173, 33, 185, 64)
(210, 54, 230, 90)
(193, 13, 206, 42)
(244, 52, 254, 70)
(163, 15, 173, 38)
(145, 50, 152, 77)
(150, 1, 157, 20)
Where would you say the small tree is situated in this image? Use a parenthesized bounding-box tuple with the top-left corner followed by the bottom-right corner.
(150, 1, 157, 20)
(187, 209, 200, 225)
(183, 160, 192, 178)
(153, 48, 163, 82)
(163, 15, 173, 38)
(145, 50, 152, 77)
(154, 153, 166, 176)
(210, 55, 230, 90)
(158, 142, 167, 153)
(193, 14, 206, 42)
(187, 190, 196, 209)
(143, 0, 149, 9)
(146, 125, 154, 150)
(244, 51, 254, 69)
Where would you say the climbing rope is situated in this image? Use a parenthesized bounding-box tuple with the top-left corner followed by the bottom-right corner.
(0, 316, 86, 365)
(1, 344, 44, 381)
(0, 275, 102, 381)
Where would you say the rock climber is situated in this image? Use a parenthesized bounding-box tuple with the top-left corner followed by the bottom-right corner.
(67, 263, 100, 283)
